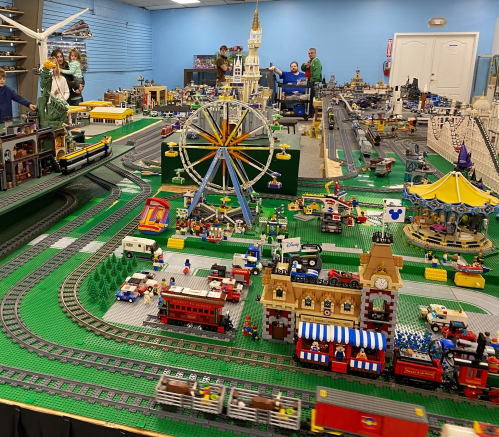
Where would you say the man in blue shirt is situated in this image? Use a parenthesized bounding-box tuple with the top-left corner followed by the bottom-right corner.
(0, 68, 36, 124)
(270, 62, 306, 94)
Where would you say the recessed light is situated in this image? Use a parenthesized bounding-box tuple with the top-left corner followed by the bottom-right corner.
(172, 0, 200, 4)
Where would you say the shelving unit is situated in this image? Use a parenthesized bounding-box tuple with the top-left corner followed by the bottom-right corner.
(0, 7, 24, 15)
(276, 82, 313, 120)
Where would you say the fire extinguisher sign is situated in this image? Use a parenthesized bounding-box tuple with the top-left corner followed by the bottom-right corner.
(386, 39, 393, 58)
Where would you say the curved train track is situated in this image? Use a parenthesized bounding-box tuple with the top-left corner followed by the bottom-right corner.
(0, 190, 78, 259)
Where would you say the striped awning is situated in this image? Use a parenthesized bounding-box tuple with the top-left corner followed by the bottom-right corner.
(298, 322, 331, 341)
(350, 359, 381, 372)
(331, 326, 386, 351)
(300, 351, 329, 363)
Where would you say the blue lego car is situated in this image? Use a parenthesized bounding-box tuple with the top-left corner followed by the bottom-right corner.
(115, 285, 141, 303)
(290, 263, 319, 283)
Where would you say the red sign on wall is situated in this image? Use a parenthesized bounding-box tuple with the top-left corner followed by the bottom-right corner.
(386, 39, 393, 58)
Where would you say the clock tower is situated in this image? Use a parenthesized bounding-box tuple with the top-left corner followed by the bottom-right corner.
(358, 232, 403, 358)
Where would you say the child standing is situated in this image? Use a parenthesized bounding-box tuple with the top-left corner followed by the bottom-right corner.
(0, 68, 36, 124)
(61, 49, 84, 88)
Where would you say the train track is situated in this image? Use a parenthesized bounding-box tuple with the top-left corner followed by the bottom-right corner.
(0, 190, 78, 259)
(0, 172, 121, 281)
(0, 152, 116, 211)
(0, 364, 479, 437)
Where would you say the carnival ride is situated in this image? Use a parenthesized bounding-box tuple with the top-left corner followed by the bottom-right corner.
(165, 100, 286, 229)
(138, 197, 171, 235)
(403, 171, 499, 253)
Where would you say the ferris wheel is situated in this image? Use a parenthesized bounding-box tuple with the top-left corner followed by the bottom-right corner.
(174, 99, 278, 224)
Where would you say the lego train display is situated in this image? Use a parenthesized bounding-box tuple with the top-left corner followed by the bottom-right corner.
(294, 322, 499, 404)
(59, 136, 112, 174)
(155, 374, 431, 437)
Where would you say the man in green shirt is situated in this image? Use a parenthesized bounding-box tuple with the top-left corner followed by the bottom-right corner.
(301, 48, 322, 84)
(301, 48, 322, 115)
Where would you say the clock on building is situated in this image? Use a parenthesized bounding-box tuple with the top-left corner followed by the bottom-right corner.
(374, 277, 388, 290)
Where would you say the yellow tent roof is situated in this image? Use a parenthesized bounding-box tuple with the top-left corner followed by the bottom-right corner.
(406, 171, 499, 207)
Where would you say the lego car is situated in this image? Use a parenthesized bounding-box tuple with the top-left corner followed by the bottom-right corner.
(115, 285, 140, 303)
(328, 269, 360, 288)
(290, 264, 319, 283)
(441, 320, 477, 342)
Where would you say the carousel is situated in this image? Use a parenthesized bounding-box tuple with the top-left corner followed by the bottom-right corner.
(403, 171, 499, 253)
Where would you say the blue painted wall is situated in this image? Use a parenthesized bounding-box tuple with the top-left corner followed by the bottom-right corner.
(152, 0, 498, 89)
(43, 0, 153, 101)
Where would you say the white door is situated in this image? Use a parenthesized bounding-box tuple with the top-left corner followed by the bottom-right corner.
(390, 33, 479, 103)
(430, 36, 477, 100)
(390, 35, 434, 92)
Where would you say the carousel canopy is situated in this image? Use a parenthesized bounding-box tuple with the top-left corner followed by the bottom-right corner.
(404, 171, 499, 215)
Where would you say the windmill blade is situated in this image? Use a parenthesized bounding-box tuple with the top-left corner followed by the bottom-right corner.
(40, 8, 89, 39)
(0, 13, 41, 40)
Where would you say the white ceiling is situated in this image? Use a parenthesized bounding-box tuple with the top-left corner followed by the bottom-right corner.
(117, 0, 279, 10)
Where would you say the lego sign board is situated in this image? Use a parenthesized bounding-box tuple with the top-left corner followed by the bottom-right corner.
(282, 237, 300, 253)
(386, 38, 393, 58)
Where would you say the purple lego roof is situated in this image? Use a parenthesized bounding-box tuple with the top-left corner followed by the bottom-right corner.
(454, 142, 473, 168)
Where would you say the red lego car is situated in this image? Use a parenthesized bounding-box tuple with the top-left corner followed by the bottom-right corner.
(441, 320, 477, 342)
(328, 269, 361, 289)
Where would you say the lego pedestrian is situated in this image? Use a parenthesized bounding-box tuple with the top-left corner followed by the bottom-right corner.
(161, 278, 168, 291)
(153, 257, 160, 271)
(491, 338, 499, 349)
(242, 321, 251, 337)
(183, 259, 191, 275)
(251, 325, 260, 341)
(442, 251, 448, 264)
(143, 290, 151, 304)
(170, 277, 176, 287)
(431, 255, 438, 268)
(453, 252, 460, 263)
(152, 283, 159, 295)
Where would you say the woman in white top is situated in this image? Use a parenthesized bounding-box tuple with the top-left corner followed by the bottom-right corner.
(50, 56, 69, 101)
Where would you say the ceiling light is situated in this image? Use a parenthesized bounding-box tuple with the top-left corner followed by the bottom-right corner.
(427, 17, 448, 28)
(171, 0, 200, 4)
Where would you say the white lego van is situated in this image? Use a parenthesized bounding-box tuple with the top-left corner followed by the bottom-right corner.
(122, 236, 163, 260)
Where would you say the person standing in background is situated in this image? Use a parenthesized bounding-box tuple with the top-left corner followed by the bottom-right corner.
(216, 45, 231, 85)
(50, 49, 84, 106)
(301, 48, 322, 115)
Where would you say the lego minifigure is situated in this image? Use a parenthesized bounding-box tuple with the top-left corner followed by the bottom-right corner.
(260, 232, 266, 242)
(442, 251, 448, 264)
(356, 348, 367, 359)
(251, 325, 259, 341)
(161, 278, 168, 291)
(170, 277, 176, 287)
(242, 321, 251, 337)
(310, 341, 320, 352)
(153, 283, 159, 295)
(143, 290, 151, 304)
(431, 255, 438, 268)
(491, 338, 499, 349)
(153, 256, 160, 271)
(183, 259, 191, 275)
(335, 344, 345, 362)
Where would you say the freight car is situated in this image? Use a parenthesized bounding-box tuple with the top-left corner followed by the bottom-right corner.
(311, 387, 429, 437)
(157, 285, 232, 333)
(441, 422, 499, 436)
(59, 136, 112, 174)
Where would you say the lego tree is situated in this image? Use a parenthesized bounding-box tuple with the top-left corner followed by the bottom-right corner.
(87, 277, 99, 302)
(37, 59, 70, 129)
(93, 269, 101, 284)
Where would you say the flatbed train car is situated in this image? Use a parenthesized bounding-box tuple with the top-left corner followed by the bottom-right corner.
(59, 136, 112, 174)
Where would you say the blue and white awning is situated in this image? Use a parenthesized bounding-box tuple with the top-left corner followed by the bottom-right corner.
(298, 322, 331, 341)
(350, 359, 381, 372)
(300, 351, 329, 363)
(331, 326, 386, 351)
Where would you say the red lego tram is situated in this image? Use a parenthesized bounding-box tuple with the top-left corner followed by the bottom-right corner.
(158, 285, 231, 333)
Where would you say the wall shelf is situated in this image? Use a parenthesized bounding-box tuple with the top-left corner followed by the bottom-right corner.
(0, 8, 24, 15)
(0, 24, 17, 28)
(5, 70, 27, 73)
(0, 55, 26, 59)
(0, 40, 27, 44)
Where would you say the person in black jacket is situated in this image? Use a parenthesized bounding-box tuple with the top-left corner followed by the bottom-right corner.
(50, 49, 85, 106)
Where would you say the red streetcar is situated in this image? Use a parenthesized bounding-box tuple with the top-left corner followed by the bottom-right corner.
(158, 285, 231, 333)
